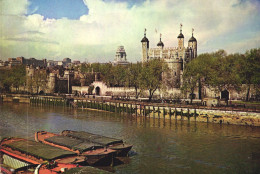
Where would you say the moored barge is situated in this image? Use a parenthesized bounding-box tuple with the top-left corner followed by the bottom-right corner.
(0, 138, 85, 168)
(61, 130, 133, 157)
(35, 131, 115, 166)
(0, 137, 86, 173)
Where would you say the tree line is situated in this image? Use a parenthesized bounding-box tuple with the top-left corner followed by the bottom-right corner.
(0, 65, 26, 92)
(79, 59, 166, 100)
(0, 48, 259, 102)
(182, 48, 260, 102)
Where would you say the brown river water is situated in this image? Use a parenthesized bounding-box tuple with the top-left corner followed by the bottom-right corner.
(0, 103, 260, 174)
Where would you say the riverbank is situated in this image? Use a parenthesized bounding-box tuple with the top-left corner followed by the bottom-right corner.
(1, 94, 260, 127)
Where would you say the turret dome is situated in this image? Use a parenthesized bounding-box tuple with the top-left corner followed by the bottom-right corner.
(141, 28, 149, 42)
(157, 37, 164, 47)
(177, 33, 184, 39)
(141, 36, 149, 42)
(189, 35, 197, 42)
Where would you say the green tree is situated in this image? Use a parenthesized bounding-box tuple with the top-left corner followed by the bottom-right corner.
(126, 62, 142, 99)
(182, 58, 203, 104)
(237, 48, 260, 101)
(139, 59, 166, 101)
(112, 65, 127, 87)
(10, 65, 26, 92)
(206, 53, 241, 93)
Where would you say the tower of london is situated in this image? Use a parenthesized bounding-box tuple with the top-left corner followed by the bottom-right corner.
(141, 24, 197, 88)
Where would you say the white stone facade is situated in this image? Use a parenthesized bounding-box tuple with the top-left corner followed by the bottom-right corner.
(141, 26, 197, 88)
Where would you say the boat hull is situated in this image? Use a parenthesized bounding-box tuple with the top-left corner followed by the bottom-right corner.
(61, 130, 133, 157)
(35, 131, 115, 166)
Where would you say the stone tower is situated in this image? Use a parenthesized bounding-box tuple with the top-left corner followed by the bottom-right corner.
(141, 28, 149, 63)
(177, 24, 184, 50)
(115, 46, 127, 62)
(188, 28, 197, 59)
(48, 73, 57, 94)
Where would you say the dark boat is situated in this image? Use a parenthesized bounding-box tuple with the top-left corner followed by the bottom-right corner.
(63, 166, 111, 174)
(35, 131, 116, 166)
(61, 130, 133, 157)
(0, 137, 86, 168)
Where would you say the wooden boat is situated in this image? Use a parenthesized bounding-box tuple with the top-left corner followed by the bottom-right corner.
(61, 130, 133, 157)
(33, 162, 79, 174)
(0, 166, 13, 174)
(63, 166, 111, 174)
(0, 137, 86, 168)
(14, 163, 79, 174)
(35, 131, 116, 166)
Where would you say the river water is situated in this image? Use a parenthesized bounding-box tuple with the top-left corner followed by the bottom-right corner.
(0, 103, 260, 174)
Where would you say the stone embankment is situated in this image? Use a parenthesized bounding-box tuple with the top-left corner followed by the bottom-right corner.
(1, 94, 259, 127)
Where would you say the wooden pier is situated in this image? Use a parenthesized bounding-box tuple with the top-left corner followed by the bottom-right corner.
(1, 94, 259, 126)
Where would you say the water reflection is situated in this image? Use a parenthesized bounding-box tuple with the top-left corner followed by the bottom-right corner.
(0, 103, 260, 174)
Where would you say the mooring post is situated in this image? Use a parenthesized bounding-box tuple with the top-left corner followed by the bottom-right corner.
(163, 107, 165, 119)
(153, 106, 155, 118)
(135, 104, 137, 116)
(195, 109, 197, 122)
(181, 109, 183, 120)
(169, 107, 172, 120)
(158, 107, 160, 118)
(188, 108, 190, 121)
(175, 108, 177, 119)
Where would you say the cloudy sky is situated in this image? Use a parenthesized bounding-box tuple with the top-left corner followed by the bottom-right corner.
(0, 0, 260, 62)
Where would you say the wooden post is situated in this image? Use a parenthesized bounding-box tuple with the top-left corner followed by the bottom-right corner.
(153, 106, 155, 118)
(187, 109, 190, 121)
(158, 107, 160, 118)
(195, 109, 197, 122)
(163, 107, 165, 119)
(175, 108, 177, 119)
(135, 104, 137, 116)
(169, 107, 172, 120)
(181, 109, 183, 120)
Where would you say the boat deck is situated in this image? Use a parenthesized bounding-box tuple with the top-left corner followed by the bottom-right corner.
(2, 138, 76, 161)
(62, 130, 123, 146)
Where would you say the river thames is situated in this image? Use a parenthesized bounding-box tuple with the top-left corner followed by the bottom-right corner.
(0, 103, 260, 173)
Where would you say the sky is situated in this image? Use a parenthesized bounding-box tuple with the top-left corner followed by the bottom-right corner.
(0, 0, 260, 62)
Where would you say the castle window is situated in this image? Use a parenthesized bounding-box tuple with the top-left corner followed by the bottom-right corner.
(175, 72, 176, 76)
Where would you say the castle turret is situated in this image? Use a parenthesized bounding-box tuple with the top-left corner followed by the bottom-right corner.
(157, 33, 164, 49)
(141, 28, 149, 63)
(177, 24, 184, 50)
(188, 28, 197, 59)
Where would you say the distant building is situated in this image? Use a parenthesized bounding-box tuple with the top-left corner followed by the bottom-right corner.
(47, 58, 72, 68)
(7, 57, 47, 67)
(113, 46, 129, 66)
(8, 58, 22, 67)
(73, 60, 81, 65)
(0, 60, 8, 67)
